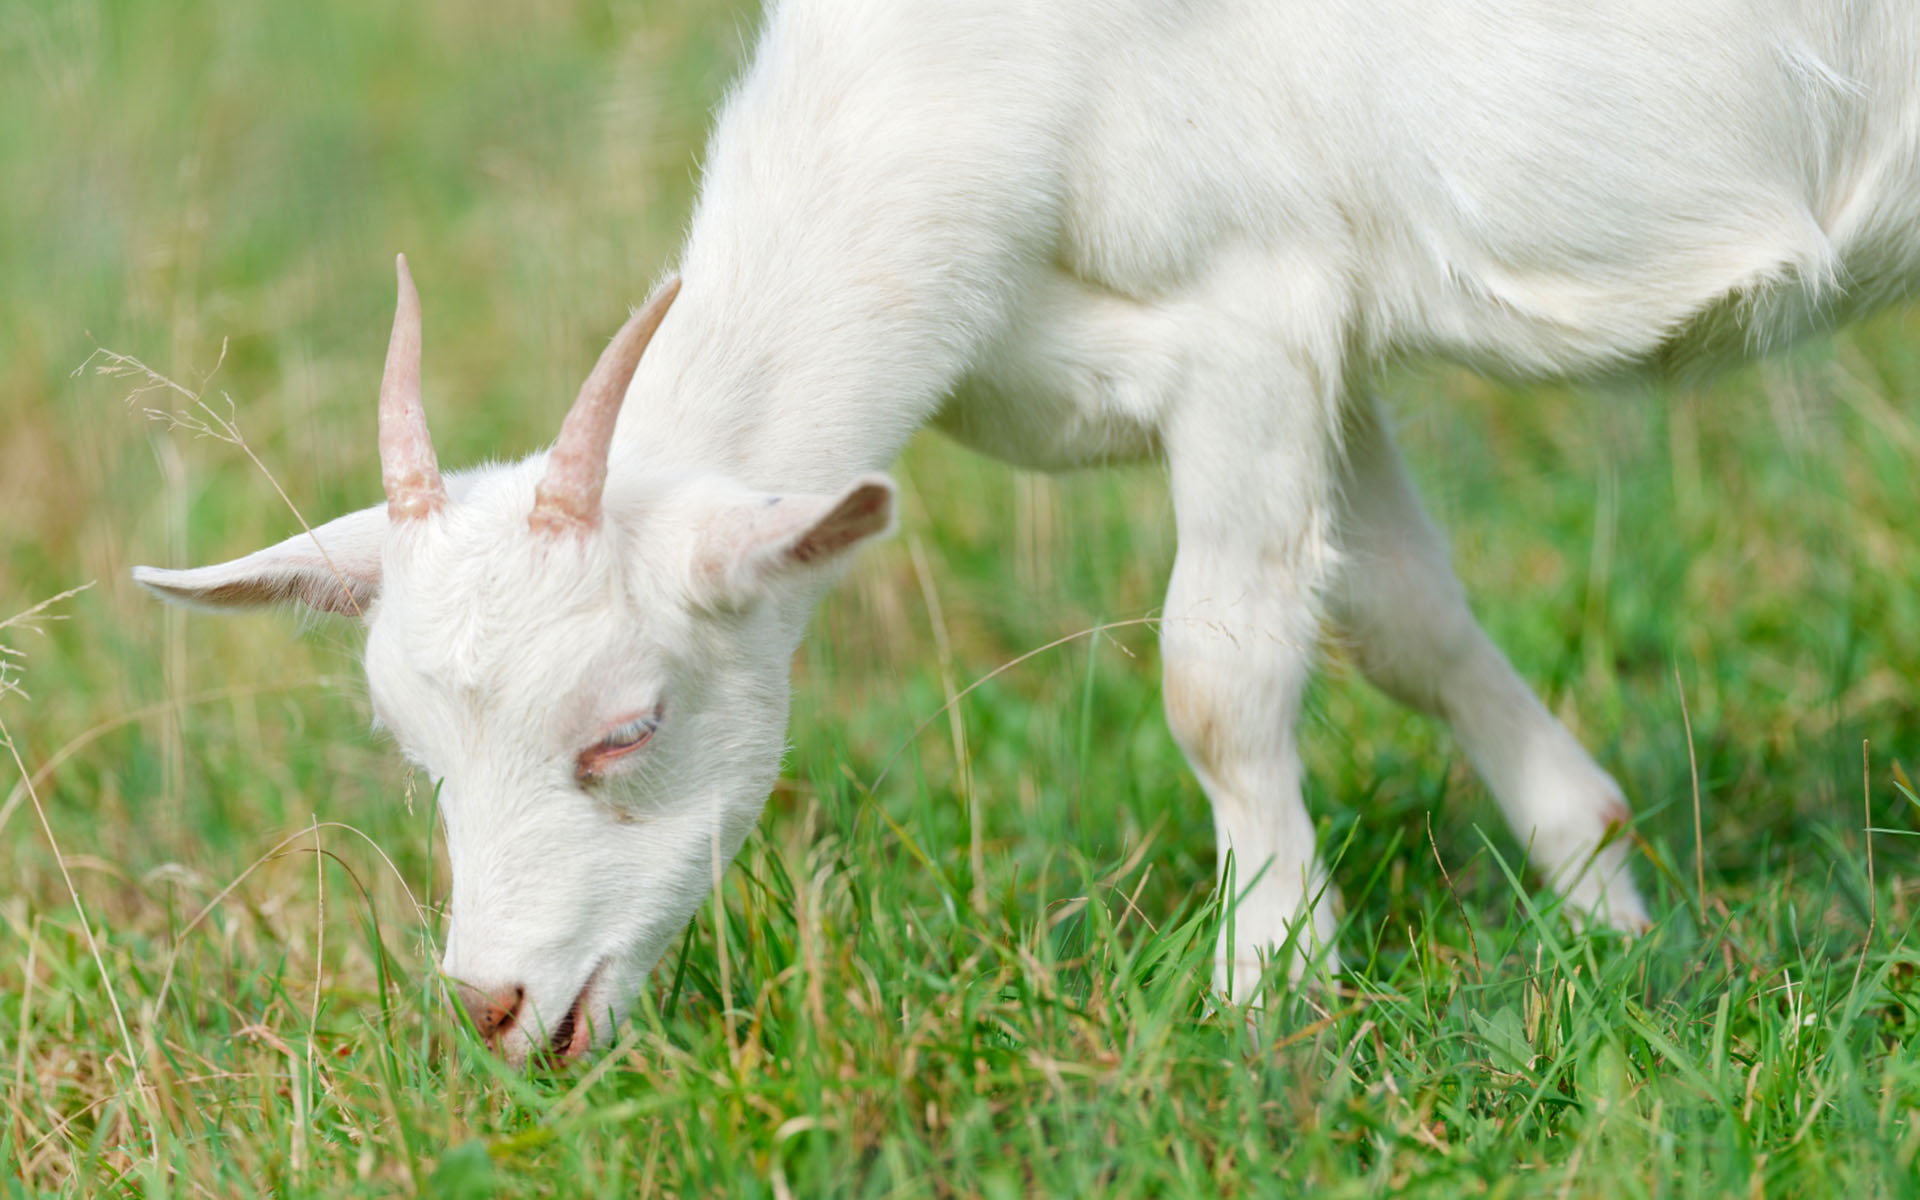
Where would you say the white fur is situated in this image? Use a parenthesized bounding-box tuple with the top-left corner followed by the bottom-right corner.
(138, 0, 1920, 1056)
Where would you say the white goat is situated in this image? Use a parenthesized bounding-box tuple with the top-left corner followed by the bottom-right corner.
(137, 0, 1920, 1063)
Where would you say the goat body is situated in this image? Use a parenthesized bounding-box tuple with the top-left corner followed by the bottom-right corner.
(137, 1, 1920, 1061)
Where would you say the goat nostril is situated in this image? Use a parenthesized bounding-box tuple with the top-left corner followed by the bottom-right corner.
(456, 982, 524, 1042)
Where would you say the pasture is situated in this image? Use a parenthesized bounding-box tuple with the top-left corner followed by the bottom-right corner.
(3, 1, 1918, 1194)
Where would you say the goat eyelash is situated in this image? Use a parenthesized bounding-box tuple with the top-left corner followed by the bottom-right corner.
(601, 714, 658, 750)
(577, 707, 663, 781)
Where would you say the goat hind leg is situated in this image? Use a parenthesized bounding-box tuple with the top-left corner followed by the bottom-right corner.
(1328, 397, 1648, 930)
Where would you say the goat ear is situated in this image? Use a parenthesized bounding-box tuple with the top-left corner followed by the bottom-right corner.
(133, 505, 387, 618)
(689, 474, 897, 608)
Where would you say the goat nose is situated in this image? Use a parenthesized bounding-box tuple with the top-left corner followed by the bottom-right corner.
(453, 981, 525, 1043)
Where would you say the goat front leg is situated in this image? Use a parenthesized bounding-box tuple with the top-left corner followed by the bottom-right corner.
(1161, 354, 1344, 1004)
(1328, 396, 1648, 929)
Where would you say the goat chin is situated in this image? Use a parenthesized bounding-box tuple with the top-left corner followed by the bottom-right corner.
(137, 0, 1919, 1055)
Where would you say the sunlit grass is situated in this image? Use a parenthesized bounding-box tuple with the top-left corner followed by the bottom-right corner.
(4, 1, 1918, 1194)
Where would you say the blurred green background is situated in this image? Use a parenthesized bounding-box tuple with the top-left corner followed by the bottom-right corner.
(3, 1, 1917, 1193)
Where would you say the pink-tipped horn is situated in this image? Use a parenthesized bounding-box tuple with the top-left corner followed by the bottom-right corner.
(530, 276, 681, 537)
(378, 253, 448, 522)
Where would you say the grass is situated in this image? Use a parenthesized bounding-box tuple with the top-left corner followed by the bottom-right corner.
(3, 1, 1918, 1194)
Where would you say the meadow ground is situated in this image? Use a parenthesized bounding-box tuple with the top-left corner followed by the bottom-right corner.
(3, 2, 1918, 1195)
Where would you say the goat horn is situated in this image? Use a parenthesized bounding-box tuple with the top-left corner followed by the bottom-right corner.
(378, 253, 448, 522)
(530, 276, 681, 536)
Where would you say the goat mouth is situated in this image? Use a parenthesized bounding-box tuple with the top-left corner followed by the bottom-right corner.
(547, 960, 606, 1059)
